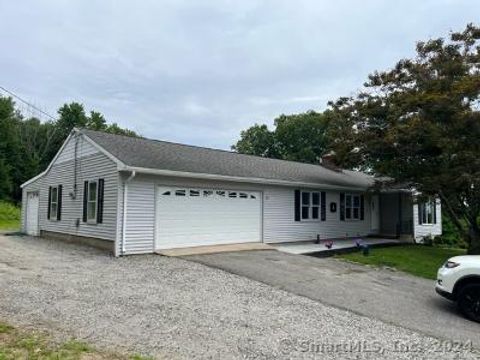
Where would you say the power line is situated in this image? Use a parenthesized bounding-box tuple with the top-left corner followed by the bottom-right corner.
(0, 85, 56, 121)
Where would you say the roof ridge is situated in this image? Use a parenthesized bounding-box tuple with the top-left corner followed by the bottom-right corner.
(79, 128, 349, 174)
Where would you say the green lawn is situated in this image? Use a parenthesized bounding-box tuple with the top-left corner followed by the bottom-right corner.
(0, 321, 153, 360)
(0, 201, 20, 231)
(337, 245, 466, 279)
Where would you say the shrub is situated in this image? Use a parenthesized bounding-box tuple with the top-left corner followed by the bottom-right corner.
(0, 201, 20, 221)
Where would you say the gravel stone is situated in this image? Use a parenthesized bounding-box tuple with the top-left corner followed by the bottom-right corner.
(0, 234, 478, 359)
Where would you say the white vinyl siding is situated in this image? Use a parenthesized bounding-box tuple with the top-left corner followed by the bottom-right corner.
(55, 135, 98, 164)
(118, 173, 373, 254)
(21, 147, 118, 241)
(263, 188, 372, 243)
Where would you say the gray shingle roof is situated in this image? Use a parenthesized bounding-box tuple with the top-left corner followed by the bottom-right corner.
(81, 129, 376, 189)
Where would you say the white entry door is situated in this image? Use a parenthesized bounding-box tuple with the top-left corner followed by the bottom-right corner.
(156, 186, 262, 249)
(26, 192, 40, 236)
(371, 195, 380, 233)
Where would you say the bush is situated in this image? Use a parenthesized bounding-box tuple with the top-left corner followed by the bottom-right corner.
(433, 235, 467, 249)
(0, 201, 20, 221)
(439, 215, 468, 249)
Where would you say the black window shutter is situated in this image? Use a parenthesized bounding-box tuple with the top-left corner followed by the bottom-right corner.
(321, 192, 326, 221)
(340, 193, 345, 221)
(433, 200, 437, 224)
(418, 203, 423, 225)
(57, 185, 63, 221)
(294, 190, 301, 222)
(360, 195, 365, 220)
(97, 179, 104, 224)
(47, 186, 52, 220)
(83, 181, 88, 222)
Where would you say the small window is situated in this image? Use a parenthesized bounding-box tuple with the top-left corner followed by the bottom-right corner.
(239, 192, 248, 198)
(345, 194, 360, 220)
(203, 190, 214, 197)
(420, 198, 436, 224)
(162, 191, 171, 196)
(300, 191, 323, 220)
(175, 189, 186, 196)
(87, 181, 98, 222)
(228, 192, 237, 198)
(190, 190, 200, 197)
(216, 190, 226, 197)
(50, 186, 59, 220)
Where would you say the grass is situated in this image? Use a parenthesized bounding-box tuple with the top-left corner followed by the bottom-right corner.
(0, 201, 20, 231)
(0, 321, 154, 360)
(337, 244, 466, 279)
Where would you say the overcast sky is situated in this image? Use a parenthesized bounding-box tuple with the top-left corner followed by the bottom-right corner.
(1, 0, 479, 149)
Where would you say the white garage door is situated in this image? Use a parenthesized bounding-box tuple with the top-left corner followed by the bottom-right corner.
(26, 192, 39, 236)
(156, 186, 262, 249)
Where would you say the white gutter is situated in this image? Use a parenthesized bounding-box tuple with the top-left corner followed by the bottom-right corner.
(121, 170, 136, 255)
(118, 165, 372, 192)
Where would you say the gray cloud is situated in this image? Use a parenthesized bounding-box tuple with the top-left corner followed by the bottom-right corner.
(1, 0, 479, 149)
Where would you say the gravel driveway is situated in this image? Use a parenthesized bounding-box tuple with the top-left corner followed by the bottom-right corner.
(0, 233, 478, 360)
(186, 249, 480, 348)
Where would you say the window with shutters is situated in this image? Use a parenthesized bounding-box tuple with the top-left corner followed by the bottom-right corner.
(86, 181, 98, 222)
(50, 186, 59, 220)
(420, 198, 436, 224)
(345, 194, 361, 220)
(301, 191, 322, 220)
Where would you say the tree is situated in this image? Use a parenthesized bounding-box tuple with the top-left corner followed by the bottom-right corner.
(232, 124, 278, 158)
(56, 102, 88, 139)
(0, 97, 21, 200)
(0, 97, 137, 203)
(232, 111, 332, 164)
(87, 111, 107, 131)
(274, 111, 332, 163)
(105, 123, 137, 137)
(329, 24, 480, 254)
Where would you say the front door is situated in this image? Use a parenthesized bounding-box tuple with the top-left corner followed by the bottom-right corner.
(26, 192, 40, 236)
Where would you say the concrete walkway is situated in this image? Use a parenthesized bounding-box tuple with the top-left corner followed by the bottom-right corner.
(185, 250, 480, 349)
(272, 238, 400, 255)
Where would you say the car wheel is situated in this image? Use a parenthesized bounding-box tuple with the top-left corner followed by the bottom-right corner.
(458, 284, 480, 323)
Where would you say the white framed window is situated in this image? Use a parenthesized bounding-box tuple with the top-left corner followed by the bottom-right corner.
(420, 198, 436, 224)
(87, 181, 98, 222)
(345, 194, 361, 220)
(301, 191, 320, 220)
(50, 186, 59, 220)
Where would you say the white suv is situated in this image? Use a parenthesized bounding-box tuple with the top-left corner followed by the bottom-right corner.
(436, 255, 480, 322)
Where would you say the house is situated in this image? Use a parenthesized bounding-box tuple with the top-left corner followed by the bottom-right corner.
(20, 128, 442, 256)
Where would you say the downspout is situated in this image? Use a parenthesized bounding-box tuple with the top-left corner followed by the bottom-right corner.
(121, 170, 136, 255)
